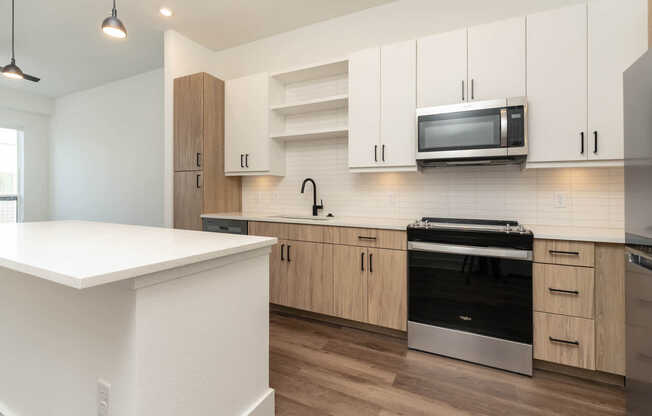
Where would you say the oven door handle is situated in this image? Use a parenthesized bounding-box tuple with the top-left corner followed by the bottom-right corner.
(500, 108, 508, 147)
(408, 241, 532, 261)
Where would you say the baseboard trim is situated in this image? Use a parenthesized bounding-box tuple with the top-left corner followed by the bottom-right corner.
(534, 360, 625, 387)
(242, 388, 275, 416)
(270, 304, 407, 339)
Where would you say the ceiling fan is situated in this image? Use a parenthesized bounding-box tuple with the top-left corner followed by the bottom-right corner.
(1, 0, 40, 82)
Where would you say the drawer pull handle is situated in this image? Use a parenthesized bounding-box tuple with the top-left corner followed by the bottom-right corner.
(281, 244, 285, 261)
(549, 336, 580, 346)
(358, 236, 377, 241)
(639, 353, 652, 362)
(549, 250, 580, 256)
(549, 288, 579, 296)
(639, 298, 652, 306)
(361, 252, 365, 271)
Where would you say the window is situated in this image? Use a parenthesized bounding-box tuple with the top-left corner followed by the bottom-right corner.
(0, 128, 18, 223)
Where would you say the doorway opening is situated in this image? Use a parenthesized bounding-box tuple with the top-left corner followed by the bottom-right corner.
(0, 127, 20, 223)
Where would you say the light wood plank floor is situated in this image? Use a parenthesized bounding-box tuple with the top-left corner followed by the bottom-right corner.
(270, 312, 625, 416)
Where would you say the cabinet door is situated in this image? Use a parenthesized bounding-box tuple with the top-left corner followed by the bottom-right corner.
(380, 40, 417, 168)
(348, 47, 381, 168)
(225, 73, 269, 173)
(173, 171, 203, 230)
(417, 28, 468, 107)
(286, 242, 333, 315)
(270, 240, 289, 306)
(367, 249, 407, 330)
(174, 74, 203, 171)
(333, 245, 368, 322)
(527, 4, 588, 163)
(588, 0, 648, 160)
(468, 16, 526, 101)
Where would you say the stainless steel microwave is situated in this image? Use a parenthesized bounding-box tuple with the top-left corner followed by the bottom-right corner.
(416, 97, 527, 166)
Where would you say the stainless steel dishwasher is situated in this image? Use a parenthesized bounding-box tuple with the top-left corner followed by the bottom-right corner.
(202, 218, 248, 235)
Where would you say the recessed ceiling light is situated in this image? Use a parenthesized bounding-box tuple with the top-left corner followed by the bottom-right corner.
(160, 8, 173, 17)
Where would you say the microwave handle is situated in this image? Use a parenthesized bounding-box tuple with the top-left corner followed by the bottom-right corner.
(500, 109, 508, 147)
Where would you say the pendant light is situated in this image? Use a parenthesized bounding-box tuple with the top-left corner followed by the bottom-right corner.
(1, 0, 40, 82)
(102, 0, 127, 39)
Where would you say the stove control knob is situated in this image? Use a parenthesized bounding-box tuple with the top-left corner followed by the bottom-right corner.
(517, 225, 526, 233)
(505, 224, 511, 234)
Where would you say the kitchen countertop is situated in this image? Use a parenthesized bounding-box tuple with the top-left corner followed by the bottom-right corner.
(202, 212, 625, 244)
(0, 220, 276, 289)
(201, 212, 414, 231)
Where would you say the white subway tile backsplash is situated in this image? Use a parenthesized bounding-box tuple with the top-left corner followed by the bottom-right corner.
(242, 138, 624, 228)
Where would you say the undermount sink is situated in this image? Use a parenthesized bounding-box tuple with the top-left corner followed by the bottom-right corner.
(270, 215, 332, 221)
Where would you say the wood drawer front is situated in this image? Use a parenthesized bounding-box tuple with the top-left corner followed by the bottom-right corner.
(326, 227, 406, 250)
(248, 221, 288, 239)
(287, 224, 326, 243)
(534, 312, 595, 370)
(534, 240, 595, 267)
(533, 264, 595, 319)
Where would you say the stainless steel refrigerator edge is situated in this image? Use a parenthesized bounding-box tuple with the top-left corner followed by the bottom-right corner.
(624, 49, 652, 415)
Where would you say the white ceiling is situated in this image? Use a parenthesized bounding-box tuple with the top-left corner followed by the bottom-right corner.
(0, 0, 395, 98)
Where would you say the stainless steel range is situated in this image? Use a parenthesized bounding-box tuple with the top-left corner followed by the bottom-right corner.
(407, 218, 534, 376)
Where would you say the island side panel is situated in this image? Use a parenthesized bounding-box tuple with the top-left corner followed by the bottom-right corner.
(133, 249, 274, 416)
(0, 269, 137, 416)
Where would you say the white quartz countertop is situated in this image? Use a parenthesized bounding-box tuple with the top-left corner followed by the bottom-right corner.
(201, 212, 413, 231)
(524, 224, 625, 244)
(0, 221, 277, 289)
(201, 212, 625, 243)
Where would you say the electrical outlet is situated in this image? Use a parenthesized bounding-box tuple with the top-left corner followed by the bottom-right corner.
(98, 379, 110, 416)
(553, 192, 569, 208)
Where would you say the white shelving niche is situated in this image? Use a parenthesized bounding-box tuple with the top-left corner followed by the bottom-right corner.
(269, 59, 349, 142)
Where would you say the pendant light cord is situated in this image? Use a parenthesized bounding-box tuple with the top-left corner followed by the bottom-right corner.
(11, 0, 15, 61)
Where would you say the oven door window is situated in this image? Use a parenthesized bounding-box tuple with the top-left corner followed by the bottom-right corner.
(409, 251, 532, 344)
(418, 108, 502, 152)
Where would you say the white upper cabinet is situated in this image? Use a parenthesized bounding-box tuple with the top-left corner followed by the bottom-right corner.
(381, 40, 417, 168)
(417, 28, 468, 107)
(468, 17, 526, 101)
(527, 4, 588, 163)
(348, 47, 381, 169)
(225, 73, 285, 176)
(588, 0, 648, 161)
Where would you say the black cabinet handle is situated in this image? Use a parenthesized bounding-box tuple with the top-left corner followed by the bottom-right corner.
(471, 79, 475, 100)
(593, 131, 598, 154)
(287, 245, 291, 263)
(549, 250, 580, 256)
(462, 80, 465, 101)
(281, 244, 285, 261)
(549, 288, 580, 296)
(361, 252, 365, 271)
(240, 154, 244, 168)
(358, 236, 377, 241)
(245, 153, 249, 168)
(369, 254, 373, 273)
(196, 174, 201, 189)
(382, 145, 385, 162)
(549, 336, 579, 347)
(374, 145, 378, 162)
(580, 132, 585, 154)
(196, 152, 201, 167)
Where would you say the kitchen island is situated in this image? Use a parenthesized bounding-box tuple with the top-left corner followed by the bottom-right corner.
(0, 221, 276, 416)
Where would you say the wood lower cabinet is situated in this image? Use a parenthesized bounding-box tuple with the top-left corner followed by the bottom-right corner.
(173, 172, 203, 230)
(333, 245, 368, 322)
(286, 241, 333, 314)
(270, 239, 288, 306)
(250, 221, 407, 331)
(534, 311, 596, 370)
(367, 248, 407, 331)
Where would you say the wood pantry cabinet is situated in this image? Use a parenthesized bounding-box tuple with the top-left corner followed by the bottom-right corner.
(249, 221, 408, 331)
(173, 73, 241, 231)
(533, 239, 626, 376)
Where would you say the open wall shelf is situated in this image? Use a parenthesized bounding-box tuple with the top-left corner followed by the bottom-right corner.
(269, 59, 349, 143)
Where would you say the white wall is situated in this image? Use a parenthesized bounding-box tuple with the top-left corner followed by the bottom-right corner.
(163, 31, 220, 227)
(0, 87, 52, 221)
(49, 69, 165, 226)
